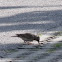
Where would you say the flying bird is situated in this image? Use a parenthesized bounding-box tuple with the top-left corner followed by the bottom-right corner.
(12, 33, 40, 44)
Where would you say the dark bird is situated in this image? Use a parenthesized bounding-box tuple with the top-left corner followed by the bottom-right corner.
(12, 33, 40, 44)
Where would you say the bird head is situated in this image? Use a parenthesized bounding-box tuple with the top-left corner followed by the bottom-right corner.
(37, 34, 42, 42)
(36, 36, 40, 42)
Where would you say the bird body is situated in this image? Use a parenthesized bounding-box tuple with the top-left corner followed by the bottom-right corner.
(12, 33, 40, 44)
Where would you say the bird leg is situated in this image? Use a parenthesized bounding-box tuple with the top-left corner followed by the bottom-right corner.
(24, 41, 32, 45)
(27, 41, 32, 45)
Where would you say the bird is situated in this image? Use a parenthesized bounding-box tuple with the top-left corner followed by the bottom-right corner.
(12, 33, 40, 44)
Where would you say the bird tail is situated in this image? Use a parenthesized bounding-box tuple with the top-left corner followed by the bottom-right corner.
(11, 34, 20, 37)
(11, 36, 18, 37)
(16, 34, 21, 37)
